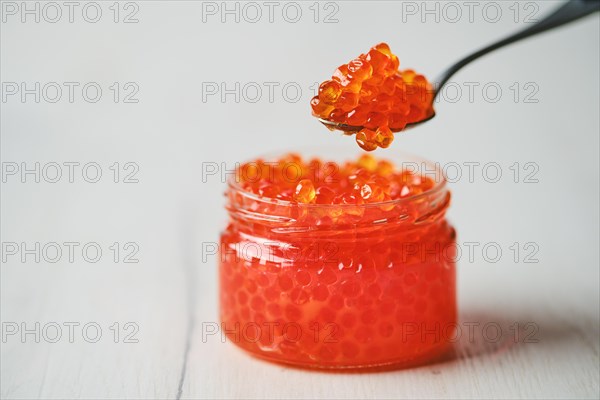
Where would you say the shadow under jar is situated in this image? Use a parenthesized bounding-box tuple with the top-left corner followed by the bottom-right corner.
(219, 152, 457, 370)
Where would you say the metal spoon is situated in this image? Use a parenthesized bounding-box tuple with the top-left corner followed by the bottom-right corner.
(319, 0, 600, 133)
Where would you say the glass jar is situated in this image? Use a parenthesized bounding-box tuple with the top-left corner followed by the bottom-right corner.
(219, 151, 457, 370)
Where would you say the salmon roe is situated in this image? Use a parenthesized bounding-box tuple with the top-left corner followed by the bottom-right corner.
(310, 43, 435, 151)
(235, 153, 435, 206)
(220, 152, 456, 370)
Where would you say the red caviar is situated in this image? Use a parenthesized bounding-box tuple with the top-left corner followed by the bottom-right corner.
(311, 43, 435, 151)
(220, 153, 456, 369)
(235, 153, 435, 205)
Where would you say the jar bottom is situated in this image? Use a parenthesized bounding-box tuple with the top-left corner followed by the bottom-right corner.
(225, 337, 455, 371)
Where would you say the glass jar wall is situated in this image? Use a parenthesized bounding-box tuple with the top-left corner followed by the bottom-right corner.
(219, 150, 457, 370)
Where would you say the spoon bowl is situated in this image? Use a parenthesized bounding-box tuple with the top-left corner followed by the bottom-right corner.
(318, 112, 436, 134)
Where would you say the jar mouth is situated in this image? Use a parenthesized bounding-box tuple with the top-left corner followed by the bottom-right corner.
(226, 149, 447, 210)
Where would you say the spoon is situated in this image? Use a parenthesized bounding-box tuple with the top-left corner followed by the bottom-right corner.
(319, 0, 600, 133)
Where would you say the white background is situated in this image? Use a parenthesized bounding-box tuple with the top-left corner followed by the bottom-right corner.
(1, 1, 599, 399)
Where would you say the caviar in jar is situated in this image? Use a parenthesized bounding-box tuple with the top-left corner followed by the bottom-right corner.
(219, 153, 456, 370)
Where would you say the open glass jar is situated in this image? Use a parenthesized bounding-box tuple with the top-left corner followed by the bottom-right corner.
(219, 150, 457, 370)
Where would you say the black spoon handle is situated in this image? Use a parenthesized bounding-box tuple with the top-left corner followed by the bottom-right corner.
(435, 0, 600, 98)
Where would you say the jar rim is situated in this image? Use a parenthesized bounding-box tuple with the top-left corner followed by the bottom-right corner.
(227, 150, 447, 209)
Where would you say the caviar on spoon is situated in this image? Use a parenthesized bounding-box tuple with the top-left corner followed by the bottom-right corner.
(312, 0, 600, 151)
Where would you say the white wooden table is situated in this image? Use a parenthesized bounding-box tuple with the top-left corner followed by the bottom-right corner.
(1, 1, 599, 398)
